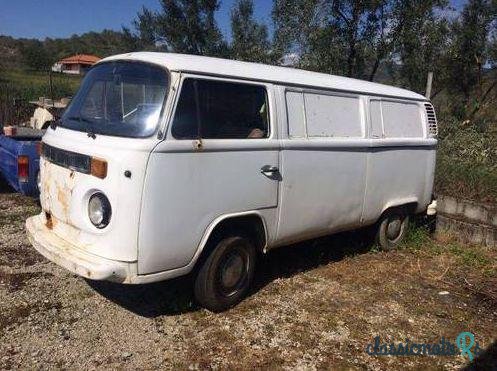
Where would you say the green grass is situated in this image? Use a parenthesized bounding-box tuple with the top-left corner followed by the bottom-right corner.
(402, 224, 493, 272)
(0, 69, 81, 99)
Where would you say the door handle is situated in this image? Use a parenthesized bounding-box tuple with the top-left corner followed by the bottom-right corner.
(260, 165, 278, 174)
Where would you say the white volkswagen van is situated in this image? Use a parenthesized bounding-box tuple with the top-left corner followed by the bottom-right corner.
(26, 53, 437, 311)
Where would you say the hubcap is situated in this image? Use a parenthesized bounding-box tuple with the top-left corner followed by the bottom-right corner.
(221, 254, 244, 288)
(217, 248, 248, 297)
(386, 217, 402, 240)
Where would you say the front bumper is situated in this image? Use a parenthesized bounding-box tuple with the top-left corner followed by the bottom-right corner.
(26, 214, 132, 283)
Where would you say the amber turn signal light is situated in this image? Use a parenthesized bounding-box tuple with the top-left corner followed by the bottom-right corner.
(90, 157, 107, 179)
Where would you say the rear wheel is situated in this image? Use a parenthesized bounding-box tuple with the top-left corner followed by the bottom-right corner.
(194, 236, 256, 312)
(376, 211, 409, 251)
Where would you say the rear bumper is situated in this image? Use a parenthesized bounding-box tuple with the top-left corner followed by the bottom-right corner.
(427, 199, 437, 216)
(26, 214, 133, 283)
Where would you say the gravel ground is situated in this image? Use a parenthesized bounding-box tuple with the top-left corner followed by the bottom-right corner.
(0, 182, 496, 370)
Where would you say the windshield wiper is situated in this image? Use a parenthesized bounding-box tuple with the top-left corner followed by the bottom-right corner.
(50, 119, 60, 130)
(65, 116, 97, 139)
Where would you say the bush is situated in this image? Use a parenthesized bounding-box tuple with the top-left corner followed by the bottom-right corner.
(435, 112, 497, 204)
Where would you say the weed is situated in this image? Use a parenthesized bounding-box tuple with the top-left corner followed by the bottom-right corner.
(401, 223, 435, 251)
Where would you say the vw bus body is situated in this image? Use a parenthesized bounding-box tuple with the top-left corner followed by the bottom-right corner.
(26, 53, 437, 311)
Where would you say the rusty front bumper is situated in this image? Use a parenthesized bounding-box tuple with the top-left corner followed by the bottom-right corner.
(26, 214, 130, 282)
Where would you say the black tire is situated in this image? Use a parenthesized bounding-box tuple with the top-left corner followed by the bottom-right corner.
(376, 211, 409, 251)
(194, 236, 256, 312)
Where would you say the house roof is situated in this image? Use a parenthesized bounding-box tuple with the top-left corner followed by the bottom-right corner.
(58, 54, 101, 65)
(100, 52, 427, 101)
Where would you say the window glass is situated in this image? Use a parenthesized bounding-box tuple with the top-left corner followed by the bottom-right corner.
(61, 62, 168, 138)
(369, 100, 383, 138)
(304, 93, 362, 137)
(286, 91, 306, 138)
(171, 78, 269, 139)
(381, 101, 423, 138)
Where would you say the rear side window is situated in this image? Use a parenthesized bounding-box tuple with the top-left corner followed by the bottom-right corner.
(304, 93, 362, 138)
(380, 101, 423, 138)
(369, 100, 383, 138)
(286, 91, 306, 138)
(171, 78, 269, 139)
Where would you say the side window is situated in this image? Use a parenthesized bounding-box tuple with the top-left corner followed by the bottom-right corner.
(171, 78, 269, 139)
(285, 91, 306, 138)
(381, 101, 423, 138)
(369, 99, 383, 138)
(304, 93, 362, 138)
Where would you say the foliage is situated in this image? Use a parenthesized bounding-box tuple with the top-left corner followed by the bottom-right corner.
(391, 0, 450, 94)
(20, 40, 52, 71)
(132, 0, 229, 57)
(230, 0, 272, 63)
(444, 0, 497, 118)
(0, 30, 142, 72)
(435, 111, 497, 203)
(272, 0, 451, 85)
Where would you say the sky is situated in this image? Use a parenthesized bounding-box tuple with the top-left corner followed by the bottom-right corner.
(0, 0, 466, 41)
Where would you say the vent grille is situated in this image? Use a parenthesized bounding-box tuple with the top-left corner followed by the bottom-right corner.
(424, 103, 438, 137)
(42, 143, 91, 174)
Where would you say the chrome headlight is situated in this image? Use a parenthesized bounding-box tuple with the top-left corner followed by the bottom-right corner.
(88, 192, 111, 228)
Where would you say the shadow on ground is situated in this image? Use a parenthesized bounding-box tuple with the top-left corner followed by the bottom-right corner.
(88, 226, 377, 317)
(463, 340, 497, 370)
(0, 175, 14, 194)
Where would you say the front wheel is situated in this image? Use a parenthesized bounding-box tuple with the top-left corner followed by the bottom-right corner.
(194, 236, 256, 312)
(376, 212, 410, 251)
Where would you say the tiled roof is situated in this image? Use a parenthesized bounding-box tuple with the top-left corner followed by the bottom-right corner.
(58, 54, 101, 65)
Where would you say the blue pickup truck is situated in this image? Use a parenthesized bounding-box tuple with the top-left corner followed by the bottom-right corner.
(0, 127, 43, 196)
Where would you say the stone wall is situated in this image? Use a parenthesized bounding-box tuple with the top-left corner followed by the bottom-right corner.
(436, 195, 497, 247)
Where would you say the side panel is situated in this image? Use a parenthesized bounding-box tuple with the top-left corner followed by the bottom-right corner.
(361, 144, 436, 224)
(138, 78, 280, 274)
(0, 136, 40, 195)
(138, 142, 279, 273)
(362, 98, 436, 223)
(276, 140, 367, 244)
(275, 86, 368, 244)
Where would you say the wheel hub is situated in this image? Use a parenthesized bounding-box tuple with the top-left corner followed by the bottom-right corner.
(386, 217, 402, 240)
(220, 253, 245, 292)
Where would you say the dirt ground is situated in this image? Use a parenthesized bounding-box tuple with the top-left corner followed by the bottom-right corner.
(0, 183, 496, 370)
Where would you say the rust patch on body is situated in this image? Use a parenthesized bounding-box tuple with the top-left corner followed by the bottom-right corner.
(57, 187, 69, 216)
(45, 212, 53, 230)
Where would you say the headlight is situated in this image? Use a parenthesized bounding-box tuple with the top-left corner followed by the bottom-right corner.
(88, 192, 111, 228)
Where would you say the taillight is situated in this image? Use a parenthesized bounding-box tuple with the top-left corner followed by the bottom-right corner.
(18, 156, 29, 182)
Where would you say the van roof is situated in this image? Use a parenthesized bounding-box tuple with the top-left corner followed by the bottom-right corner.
(100, 52, 427, 101)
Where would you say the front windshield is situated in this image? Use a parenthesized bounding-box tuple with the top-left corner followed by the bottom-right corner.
(60, 61, 168, 138)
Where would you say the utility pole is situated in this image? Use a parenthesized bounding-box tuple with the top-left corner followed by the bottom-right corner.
(49, 70, 54, 107)
(425, 71, 433, 99)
